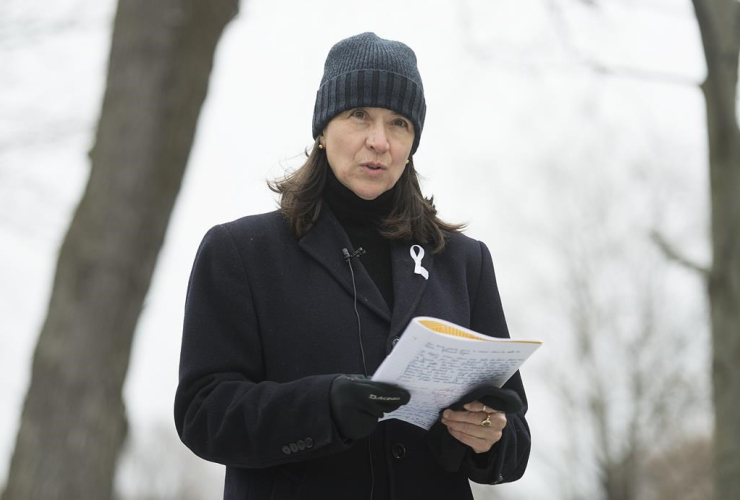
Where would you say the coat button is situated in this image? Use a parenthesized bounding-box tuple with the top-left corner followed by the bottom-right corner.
(281, 445, 292, 455)
(391, 442, 406, 459)
(297, 440, 306, 451)
(305, 437, 314, 448)
(290, 443, 299, 453)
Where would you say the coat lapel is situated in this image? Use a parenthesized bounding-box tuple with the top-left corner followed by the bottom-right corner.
(298, 206, 391, 322)
(389, 240, 434, 339)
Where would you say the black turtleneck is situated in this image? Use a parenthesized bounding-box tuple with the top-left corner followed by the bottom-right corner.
(323, 170, 395, 309)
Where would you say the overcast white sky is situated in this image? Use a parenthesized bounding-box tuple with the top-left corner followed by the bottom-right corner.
(1, 0, 713, 498)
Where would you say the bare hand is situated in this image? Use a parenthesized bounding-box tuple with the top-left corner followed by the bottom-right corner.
(440, 400, 506, 454)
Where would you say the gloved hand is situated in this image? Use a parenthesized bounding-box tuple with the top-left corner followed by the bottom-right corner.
(330, 374, 411, 441)
(425, 385, 523, 472)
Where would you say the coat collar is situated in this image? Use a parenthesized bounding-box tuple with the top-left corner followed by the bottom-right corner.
(298, 205, 391, 321)
(298, 205, 434, 334)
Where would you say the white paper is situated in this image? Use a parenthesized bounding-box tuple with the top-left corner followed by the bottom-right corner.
(372, 317, 542, 430)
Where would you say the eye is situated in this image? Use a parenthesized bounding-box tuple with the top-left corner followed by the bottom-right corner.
(393, 117, 409, 128)
(349, 109, 367, 119)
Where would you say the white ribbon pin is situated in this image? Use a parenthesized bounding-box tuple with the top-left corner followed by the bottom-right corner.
(409, 245, 429, 280)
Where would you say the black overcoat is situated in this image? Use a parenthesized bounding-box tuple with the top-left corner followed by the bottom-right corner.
(174, 207, 530, 500)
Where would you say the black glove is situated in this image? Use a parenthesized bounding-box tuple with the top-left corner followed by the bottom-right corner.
(329, 374, 411, 441)
(425, 385, 523, 472)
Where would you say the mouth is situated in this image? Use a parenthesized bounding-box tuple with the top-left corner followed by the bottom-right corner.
(360, 162, 386, 171)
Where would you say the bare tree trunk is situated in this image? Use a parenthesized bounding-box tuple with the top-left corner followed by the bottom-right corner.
(691, 2, 740, 500)
(2, 1, 238, 498)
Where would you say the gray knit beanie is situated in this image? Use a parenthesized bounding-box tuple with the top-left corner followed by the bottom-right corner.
(312, 32, 426, 155)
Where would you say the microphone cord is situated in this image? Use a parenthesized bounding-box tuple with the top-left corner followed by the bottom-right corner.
(342, 247, 374, 500)
(344, 248, 369, 377)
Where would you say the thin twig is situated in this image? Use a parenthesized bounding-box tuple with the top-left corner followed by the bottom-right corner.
(650, 229, 711, 277)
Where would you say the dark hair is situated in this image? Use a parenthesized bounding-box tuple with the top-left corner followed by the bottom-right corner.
(268, 139, 465, 253)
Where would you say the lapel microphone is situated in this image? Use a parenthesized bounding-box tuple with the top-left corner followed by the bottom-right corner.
(342, 247, 366, 262)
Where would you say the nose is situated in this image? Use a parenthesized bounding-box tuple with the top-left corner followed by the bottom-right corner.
(365, 123, 390, 153)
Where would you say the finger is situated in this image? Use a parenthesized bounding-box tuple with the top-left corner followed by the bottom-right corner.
(442, 409, 507, 429)
(447, 427, 495, 454)
(442, 417, 505, 439)
(463, 400, 507, 413)
(442, 408, 481, 423)
(445, 420, 503, 452)
(462, 400, 487, 413)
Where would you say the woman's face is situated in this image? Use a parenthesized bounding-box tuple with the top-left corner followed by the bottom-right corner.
(322, 107, 415, 200)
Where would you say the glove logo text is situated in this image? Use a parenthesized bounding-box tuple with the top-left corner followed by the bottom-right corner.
(369, 394, 401, 401)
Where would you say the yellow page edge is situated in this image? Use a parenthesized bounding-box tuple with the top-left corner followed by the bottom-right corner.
(416, 317, 542, 344)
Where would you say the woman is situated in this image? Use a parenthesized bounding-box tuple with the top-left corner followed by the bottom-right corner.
(175, 32, 530, 500)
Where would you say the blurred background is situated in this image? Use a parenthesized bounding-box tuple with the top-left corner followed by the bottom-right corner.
(2, 0, 733, 499)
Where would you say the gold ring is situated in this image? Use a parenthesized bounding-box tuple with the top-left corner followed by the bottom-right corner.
(481, 414, 492, 427)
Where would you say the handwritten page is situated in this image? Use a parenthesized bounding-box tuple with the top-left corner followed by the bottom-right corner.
(372, 317, 542, 430)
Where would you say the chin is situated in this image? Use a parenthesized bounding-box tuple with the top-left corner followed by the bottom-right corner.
(355, 192, 382, 201)
(350, 185, 385, 200)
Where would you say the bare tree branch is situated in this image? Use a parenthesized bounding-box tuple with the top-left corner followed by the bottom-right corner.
(546, 0, 700, 86)
(650, 230, 711, 277)
(458, 0, 700, 87)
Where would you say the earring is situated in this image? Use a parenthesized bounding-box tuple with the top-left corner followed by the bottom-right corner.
(318, 142, 324, 149)
(405, 159, 410, 165)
